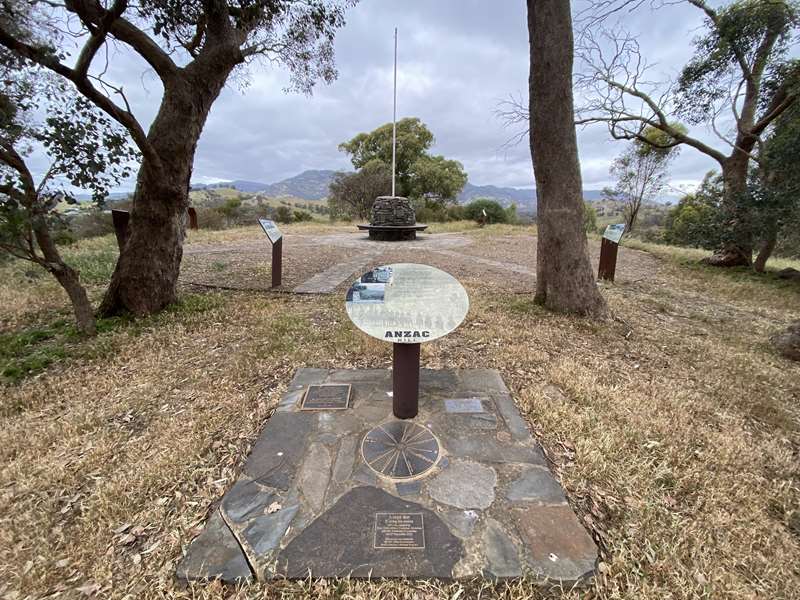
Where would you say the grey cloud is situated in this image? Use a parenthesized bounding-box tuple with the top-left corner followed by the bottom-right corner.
(32, 0, 728, 192)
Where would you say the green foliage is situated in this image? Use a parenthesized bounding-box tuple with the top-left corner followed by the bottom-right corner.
(505, 203, 518, 225)
(293, 209, 313, 222)
(274, 205, 293, 223)
(339, 118, 467, 202)
(328, 162, 391, 219)
(676, 0, 798, 124)
(464, 199, 508, 224)
(583, 202, 598, 234)
(664, 173, 724, 248)
(747, 99, 800, 258)
(447, 204, 466, 221)
(0, 292, 222, 385)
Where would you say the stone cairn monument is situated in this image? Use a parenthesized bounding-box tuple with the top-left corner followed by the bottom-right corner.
(358, 196, 427, 241)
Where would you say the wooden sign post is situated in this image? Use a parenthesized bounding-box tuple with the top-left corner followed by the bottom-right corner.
(598, 223, 625, 282)
(258, 218, 283, 288)
(187, 206, 198, 230)
(111, 209, 130, 251)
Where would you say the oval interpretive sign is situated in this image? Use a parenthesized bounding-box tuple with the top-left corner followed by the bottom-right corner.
(345, 263, 469, 344)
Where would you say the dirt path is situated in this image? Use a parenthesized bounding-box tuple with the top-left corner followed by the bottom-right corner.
(180, 226, 662, 294)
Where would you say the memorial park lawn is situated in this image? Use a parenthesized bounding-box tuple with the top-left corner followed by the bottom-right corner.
(0, 222, 798, 599)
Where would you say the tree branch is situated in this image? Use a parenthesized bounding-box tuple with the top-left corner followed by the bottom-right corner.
(0, 27, 163, 176)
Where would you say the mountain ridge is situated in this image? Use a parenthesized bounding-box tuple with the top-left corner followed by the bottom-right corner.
(190, 169, 614, 210)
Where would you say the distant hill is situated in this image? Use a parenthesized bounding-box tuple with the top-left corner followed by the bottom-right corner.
(190, 169, 608, 209)
(191, 170, 340, 201)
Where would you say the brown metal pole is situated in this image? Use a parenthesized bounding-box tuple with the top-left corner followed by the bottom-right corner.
(598, 237, 619, 282)
(392, 342, 420, 419)
(271, 237, 282, 288)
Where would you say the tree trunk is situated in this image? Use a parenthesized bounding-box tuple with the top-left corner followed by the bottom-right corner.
(753, 224, 778, 273)
(99, 69, 234, 316)
(31, 215, 97, 335)
(51, 264, 97, 335)
(528, 0, 607, 317)
(706, 149, 754, 267)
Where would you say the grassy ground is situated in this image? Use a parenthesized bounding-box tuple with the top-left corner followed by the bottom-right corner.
(0, 223, 798, 599)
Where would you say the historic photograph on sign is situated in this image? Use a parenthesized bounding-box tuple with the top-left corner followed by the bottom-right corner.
(345, 266, 393, 304)
(258, 218, 282, 244)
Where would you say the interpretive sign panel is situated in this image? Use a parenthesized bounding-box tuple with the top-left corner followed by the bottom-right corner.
(258, 218, 282, 244)
(373, 513, 425, 549)
(300, 384, 351, 410)
(602, 223, 625, 244)
(345, 263, 469, 344)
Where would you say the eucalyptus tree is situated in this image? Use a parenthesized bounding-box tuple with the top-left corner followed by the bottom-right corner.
(576, 0, 799, 266)
(0, 0, 355, 316)
(527, 0, 607, 317)
(605, 126, 682, 233)
(1, 59, 136, 334)
(339, 118, 468, 203)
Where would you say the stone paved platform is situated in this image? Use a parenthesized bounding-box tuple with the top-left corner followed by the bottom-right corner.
(177, 369, 597, 584)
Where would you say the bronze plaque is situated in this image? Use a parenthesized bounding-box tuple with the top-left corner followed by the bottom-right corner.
(300, 384, 351, 410)
(373, 513, 425, 549)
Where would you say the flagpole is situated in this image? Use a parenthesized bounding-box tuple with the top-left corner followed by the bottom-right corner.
(392, 27, 397, 197)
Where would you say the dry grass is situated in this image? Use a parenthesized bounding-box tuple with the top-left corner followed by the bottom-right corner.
(0, 225, 798, 599)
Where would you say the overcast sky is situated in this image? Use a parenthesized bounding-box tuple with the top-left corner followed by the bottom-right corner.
(41, 0, 731, 192)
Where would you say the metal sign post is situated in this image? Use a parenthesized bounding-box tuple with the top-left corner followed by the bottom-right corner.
(392, 342, 421, 419)
(598, 223, 625, 282)
(258, 218, 283, 288)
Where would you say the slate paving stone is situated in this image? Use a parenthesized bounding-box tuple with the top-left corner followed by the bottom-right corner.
(244, 412, 314, 490)
(178, 368, 597, 586)
(483, 518, 522, 578)
(316, 432, 339, 445)
(176, 511, 252, 583)
(318, 412, 363, 436)
(242, 501, 300, 556)
(288, 368, 329, 389)
(395, 480, 421, 497)
(512, 505, 598, 584)
(506, 466, 567, 504)
(449, 413, 498, 430)
(297, 443, 331, 513)
(444, 435, 546, 465)
(427, 460, 497, 509)
(221, 479, 276, 523)
(332, 437, 357, 483)
(494, 391, 533, 441)
(439, 509, 479, 539)
(276, 486, 463, 578)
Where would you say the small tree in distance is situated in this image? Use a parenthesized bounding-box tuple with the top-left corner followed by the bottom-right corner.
(328, 162, 391, 220)
(604, 127, 682, 234)
(338, 118, 467, 204)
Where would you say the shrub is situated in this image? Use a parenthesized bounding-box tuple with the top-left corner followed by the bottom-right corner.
(583, 202, 597, 234)
(293, 210, 313, 222)
(464, 198, 508, 224)
(275, 206, 294, 224)
(446, 204, 466, 221)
